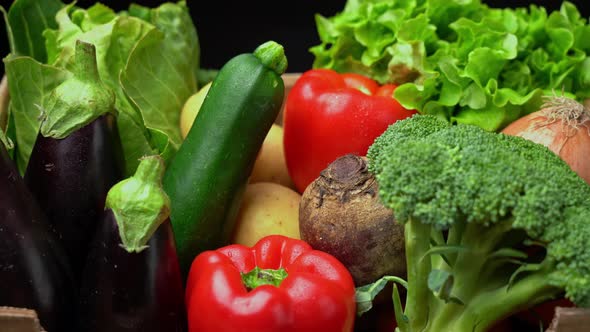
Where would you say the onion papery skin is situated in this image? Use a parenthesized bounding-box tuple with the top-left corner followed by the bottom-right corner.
(502, 112, 590, 185)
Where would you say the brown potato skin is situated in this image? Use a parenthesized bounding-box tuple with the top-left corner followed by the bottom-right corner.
(299, 154, 406, 286)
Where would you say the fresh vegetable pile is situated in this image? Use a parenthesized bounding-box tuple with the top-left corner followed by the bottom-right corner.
(1, 0, 590, 331)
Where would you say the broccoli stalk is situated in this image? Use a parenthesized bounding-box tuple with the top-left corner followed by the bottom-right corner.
(403, 220, 562, 332)
(401, 219, 432, 332)
(366, 115, 590, 332)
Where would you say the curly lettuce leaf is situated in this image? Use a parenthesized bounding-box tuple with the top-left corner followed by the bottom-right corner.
(311, 0, 590, 132)
(44, 3, 119, 70)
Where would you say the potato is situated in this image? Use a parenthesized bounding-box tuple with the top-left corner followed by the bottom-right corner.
(249, 124, 294, 189)
(179, 82, 211, 138)
(231, 182, 301, 247)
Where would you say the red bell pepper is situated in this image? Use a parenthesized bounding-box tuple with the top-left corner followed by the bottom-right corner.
(185, 235, 356, 332)
(283, 68, 417, 193)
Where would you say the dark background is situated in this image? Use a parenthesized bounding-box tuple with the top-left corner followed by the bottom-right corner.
(1, 0, 589, 75)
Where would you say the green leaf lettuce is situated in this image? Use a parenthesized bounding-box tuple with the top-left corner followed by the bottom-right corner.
(311, 0, 590, 131)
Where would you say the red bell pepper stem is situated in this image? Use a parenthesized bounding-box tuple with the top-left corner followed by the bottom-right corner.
(241, 266, 288, 290)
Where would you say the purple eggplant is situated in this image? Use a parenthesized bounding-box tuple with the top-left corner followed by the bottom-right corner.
(24, 40, 124, 280)
(0, 135, 75, 332)
(77, 156, 187, 332)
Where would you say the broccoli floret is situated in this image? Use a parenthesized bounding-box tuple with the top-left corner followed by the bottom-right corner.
(368, 114, 590, 332)
(367, 114, 451, 175)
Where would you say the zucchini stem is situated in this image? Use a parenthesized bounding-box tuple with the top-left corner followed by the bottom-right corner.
(254, 41, 288, 76)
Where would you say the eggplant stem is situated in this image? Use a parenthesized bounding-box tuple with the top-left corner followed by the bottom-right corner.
(74, 40, 101, 83)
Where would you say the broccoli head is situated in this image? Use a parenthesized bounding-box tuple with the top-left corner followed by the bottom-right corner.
(367, 114, 590, 332)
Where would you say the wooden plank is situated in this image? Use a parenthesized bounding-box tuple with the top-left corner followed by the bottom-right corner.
(546, 307, 590, 332)
(0, 307, 45, 332)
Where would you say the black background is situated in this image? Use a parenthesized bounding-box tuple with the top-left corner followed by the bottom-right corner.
(1, 0, 589, 75)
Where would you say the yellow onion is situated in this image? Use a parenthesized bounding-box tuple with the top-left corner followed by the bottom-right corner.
(502, 95, 590, 185)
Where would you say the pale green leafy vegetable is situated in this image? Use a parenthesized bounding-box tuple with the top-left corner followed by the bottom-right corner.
(121, 13, 198, 151)
(44, 3, 119, 70)
(3, 0, 63, 62)
(311, 0, 590, 131)
(1, 0, 200, 175)
(3, 55, 69, 172)
(43, 6, 155, 175)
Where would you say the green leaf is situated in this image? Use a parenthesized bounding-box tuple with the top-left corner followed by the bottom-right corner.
(392, 284, 409, 330)
(128, 3, 152, 22)
(75, 3, 117, 30)
(487, 248, 529, 261)
(355, 275, 408, 316)
(104, 17, 152, 83)
(420, 244, 467, 262)
(428, 269, 463, 304)
(148, 127, 178, 164)
(104, 15, 155, 175)
(3, 55, 69, 173)
(148, 2, 199, 82)
(464, 47, 510, 87)
(448, 296, 465, 306)
(116, 111, 155, 176)
(46, 3, 118, 69)
(428, 270, 451, 295)
(4, 0, 64, 62)
(459, 82, 487, 110)
(508, 263, 544, 291)
(120, 2, 199, 152)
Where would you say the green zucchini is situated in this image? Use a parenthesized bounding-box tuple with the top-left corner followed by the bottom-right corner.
(163, 41, 287, 274)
